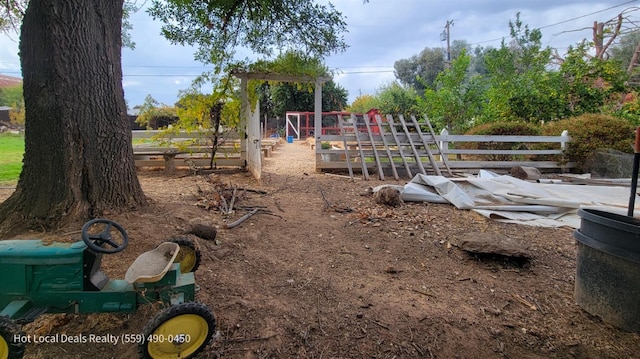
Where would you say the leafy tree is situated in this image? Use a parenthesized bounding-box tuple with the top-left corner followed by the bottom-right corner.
(470, 45, 490, 76)
(147, 0, 347, 68)
(0, 0, 25, 32)
(559, 44, 628, 116)
(347, 94, 378, 113)
(394, 40, 471, 93)
(271, 80, 347, 117)
(610, 30, 640, 79)
(250, 51, 348, 117)
(135, 94, 178, 129)
(175, 81, 241, 169)
(481, 13, 561, 123)
(0, 84, 23, 108)
(8, 103, 24, 126)
(394, 47, 445, 93)
(257, 82, 276, 124)
(0, 0, 348, 235)
(419, 50, 484, 133)
(374, 82, 418, 116)
(0, 85, 24, 126)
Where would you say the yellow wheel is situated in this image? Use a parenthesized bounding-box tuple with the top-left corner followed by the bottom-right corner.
(169, 237, 201, 273)
(139, 302, 215, 359)
(0, 316, 24, 359)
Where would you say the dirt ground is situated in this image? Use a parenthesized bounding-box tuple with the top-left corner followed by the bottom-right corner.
(2, 140, 640, 359)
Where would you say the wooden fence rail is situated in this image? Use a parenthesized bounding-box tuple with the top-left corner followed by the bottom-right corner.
(435, 129, 573, 171)
(315, 125, 574, 176)
(131, 130, 249, 172)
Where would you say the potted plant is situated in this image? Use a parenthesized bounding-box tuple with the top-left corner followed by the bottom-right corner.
(320, 142, 337, 162)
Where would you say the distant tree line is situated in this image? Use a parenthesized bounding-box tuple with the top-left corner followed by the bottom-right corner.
(349, 13, 638, 135)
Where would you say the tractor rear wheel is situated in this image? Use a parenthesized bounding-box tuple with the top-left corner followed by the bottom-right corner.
(169, 237, 201, 273)
(0, 316, 24, 359)
(139, 302, 215, 359)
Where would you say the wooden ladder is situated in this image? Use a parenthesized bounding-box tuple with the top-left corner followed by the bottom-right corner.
(409, 115, 452, 176)
(382, 114, 414, 178)
(387, 115, 451, 177)
(356, 114, 385, 180)
(338, 114, 369, 180)
(373, 114, 399, 180)
(335, 114, 450, 180)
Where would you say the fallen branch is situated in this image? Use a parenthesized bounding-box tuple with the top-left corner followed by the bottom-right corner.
(228, 187, 237, 213)
(318, 186, 354, 213)
(513, 293, 537, 311)
(412, 288, 436, 298)
(223, 208, 259, 229)
(219, 192, 229, 213)
(235, 187, 268, 195)
(369, 319, 390, 330)
(325, 173, 359, 180)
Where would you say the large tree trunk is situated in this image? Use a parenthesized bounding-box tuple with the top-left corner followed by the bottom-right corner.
(0, 0, 147, 236)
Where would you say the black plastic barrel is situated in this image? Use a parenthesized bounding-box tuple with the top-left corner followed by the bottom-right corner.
(574, 208, 640, 332)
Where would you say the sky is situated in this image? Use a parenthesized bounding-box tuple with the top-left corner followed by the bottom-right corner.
(0, 0, 636, 110)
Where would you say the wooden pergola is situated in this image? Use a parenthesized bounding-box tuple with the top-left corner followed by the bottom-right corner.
(232, 72, 330, 179)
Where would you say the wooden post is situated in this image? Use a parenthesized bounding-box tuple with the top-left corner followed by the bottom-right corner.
(314, 80, 322, 162)
(561, 130, 569, 173)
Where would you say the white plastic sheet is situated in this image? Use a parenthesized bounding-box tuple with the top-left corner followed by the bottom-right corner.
(397, 173, 638, 228)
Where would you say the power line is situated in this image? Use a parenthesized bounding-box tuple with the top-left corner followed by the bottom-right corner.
(540, 0, 638, 30)
(1, 1, 636, 79)
(471, 0, 637, 46)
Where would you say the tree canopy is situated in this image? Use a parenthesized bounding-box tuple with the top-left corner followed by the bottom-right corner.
(0, 0, 350, 235)
(147, 0, 347, 68)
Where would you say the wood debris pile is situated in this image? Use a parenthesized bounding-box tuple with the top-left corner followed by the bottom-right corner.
(194, 174, 278, 229)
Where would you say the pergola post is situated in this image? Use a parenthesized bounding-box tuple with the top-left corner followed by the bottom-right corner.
(314, 80, 322, 160)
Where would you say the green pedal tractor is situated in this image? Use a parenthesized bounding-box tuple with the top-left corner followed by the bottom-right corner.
(0, 219, 216, 359)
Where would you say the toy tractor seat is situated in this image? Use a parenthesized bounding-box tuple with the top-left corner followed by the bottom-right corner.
(125, 242, 180, 284)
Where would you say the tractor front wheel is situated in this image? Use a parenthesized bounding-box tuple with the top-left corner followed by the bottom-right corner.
(0, 316, 24, 359)
(139, 302, 215, 359)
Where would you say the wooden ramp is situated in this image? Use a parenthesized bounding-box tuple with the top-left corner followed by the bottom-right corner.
(335, 114, 451, 179)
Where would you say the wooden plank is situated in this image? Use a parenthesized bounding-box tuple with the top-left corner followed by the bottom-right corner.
(397, 115, 427, 175)
(374, 114, 399, 180)
(385, 115, 413, 178)
(359, 114, 384, 180)
(423, 116, 453, 176)
(442, 149, 564, 155)
(132, 130, 241, 140)
(135, 158, 245, 168)
(409, 115, 441, 176)
(336, 114, 354, 179)
(340, 115, 369, 180)
(445, 161, 575, 169)
(436, 134, 570, 143)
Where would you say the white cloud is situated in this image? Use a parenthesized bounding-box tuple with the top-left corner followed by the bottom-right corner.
(0, 34, 20, 74)
(0, 1, 634, 107)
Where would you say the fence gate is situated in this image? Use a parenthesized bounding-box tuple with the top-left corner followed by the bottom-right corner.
(286, 112, 301, 140)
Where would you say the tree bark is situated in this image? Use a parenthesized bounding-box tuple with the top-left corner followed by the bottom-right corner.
(0, 0, 147, 235)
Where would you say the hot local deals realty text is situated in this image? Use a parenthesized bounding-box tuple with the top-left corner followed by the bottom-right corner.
(14, 333, 122, 345)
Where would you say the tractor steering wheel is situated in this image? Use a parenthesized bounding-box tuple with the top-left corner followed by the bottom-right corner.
(81, 218, 129, 254)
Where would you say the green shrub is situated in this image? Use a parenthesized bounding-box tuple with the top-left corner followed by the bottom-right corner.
(461, 121, 541, 161)
(541, 114, 634, 171)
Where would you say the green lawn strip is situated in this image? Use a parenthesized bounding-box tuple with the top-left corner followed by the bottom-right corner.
(0, 133, 24, 185)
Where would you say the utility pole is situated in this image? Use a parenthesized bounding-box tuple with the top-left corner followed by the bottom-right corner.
(441, 20, 453, 68)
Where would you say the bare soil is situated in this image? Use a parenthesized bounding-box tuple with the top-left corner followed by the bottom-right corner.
(2, 140, 639, 358)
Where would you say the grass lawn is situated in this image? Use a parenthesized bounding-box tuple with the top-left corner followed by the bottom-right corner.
(0, 133, 24, 185)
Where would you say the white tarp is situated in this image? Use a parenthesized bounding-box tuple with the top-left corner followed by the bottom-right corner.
(396, 171, 638, 228)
